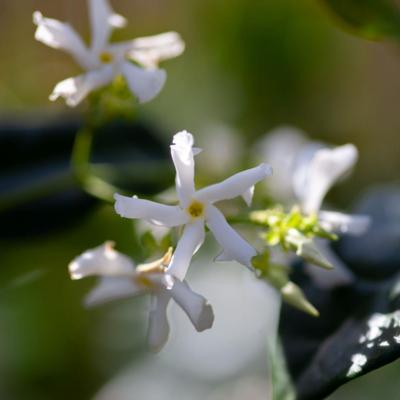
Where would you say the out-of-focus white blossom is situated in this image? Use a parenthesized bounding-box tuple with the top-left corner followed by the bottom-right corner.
(196, 124, 244, 178)
(115, 131, 272, 280)
(253, 126, 309, 202)
(257, 127, 369, 235)
(68, 242, 213, 352)
(33, 0, 184, 106)
(293, 143, 370, 235)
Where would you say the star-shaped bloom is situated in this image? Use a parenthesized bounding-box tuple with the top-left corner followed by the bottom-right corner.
(292, 143, 370, 235)
(69, 243, 214, 352)
(33, 0, 184, 107)
(115, 131, 272, 280)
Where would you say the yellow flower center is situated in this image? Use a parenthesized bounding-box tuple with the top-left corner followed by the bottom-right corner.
(187, 200, 204, 219)
(99, 51, 114, 64)
(135, 275, 156, 289)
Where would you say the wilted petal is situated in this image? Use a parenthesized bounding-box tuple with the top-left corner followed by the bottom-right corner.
(114, 193, 188, 227)
(147, 293, 171, 352)
(301, 144, 358, 214)
(68, 242, 135, 280)
(33, 11, 91, 69)
(49, 66, 114, 106)
(319, 210, 371, 236)
(170, 131, 199, 207)
(126, 31, 185, 68)
(120, 61, 166, 103)
(166, 219, 205, 280)
(84, 276, 143, 307)
(196, 164, 272, 205)
(170, 280, 214, 331)
(206, 205, 257, 270)
(88, 0, 127, 53)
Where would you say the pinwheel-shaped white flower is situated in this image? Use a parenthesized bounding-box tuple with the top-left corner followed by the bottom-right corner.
(115, 131, 272, 280)
(292, 143, 370, 235)
(69, 243, 214, 352)
(33, 0, 184, 106)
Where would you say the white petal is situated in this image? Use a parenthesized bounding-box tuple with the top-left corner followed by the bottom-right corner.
(84, 276, 142, 307)
(214, 250, 233, 262)
(292, 142, 325, 202)
(68, 242, 135, 280)
(147, 293, 171, 352)
(319, 211, 371, 236)
(49, 66, 114, 107)
(120, 61, 166, 103)
(206, 205, 257, 270)
(301, 144, 358, 214)
(33, 11, 91, 69)
(126, 31, 185, 68)
(88, 0, 127, 53)
(196, 164, 272, 205)
(166, 220, 205, 280)
(241, 186, 255, 207)
(114, 193, 188, 227)
(254, 125, 308, 201)
(170, 131, 198, 207)
(170, 280, 214, 331)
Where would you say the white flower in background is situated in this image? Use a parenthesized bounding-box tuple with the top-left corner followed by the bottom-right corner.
(115, 131, 272, 280)
(292, 143, 371, 287)
(33, 0, 184, 106)
(69, 242, 214, 352)
(293, 143, 370, 235)
(253, 125, 309, 202)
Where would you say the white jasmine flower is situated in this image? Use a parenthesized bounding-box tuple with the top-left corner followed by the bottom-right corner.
(33, 0, 184, 106)
(115, 131, 272, 280)
(293, 143, 370, 235)
(69, 242, 214, 352)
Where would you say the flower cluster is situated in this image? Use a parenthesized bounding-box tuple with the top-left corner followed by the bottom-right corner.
(34, 1, 371, 350)
(251, 138, 371, 288)
(71, 130, 272, 350)
(33, 0, 184, 106)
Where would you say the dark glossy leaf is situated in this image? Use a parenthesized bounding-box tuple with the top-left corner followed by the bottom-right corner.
(321, 0, 400, 40)
(280, 184, 400, 398)
(280, 267, 400, 399)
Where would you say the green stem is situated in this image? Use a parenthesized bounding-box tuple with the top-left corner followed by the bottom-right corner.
(71, 125, 126, 204)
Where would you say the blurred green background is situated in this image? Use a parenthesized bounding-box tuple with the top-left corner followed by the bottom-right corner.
(0, 0, 400, 399)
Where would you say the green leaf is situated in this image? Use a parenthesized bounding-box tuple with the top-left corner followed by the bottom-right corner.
(321, 0, 400, 40)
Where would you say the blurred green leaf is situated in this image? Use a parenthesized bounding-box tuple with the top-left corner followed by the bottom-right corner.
(268, 339, 296, 400)
(321, 0, 400, 40)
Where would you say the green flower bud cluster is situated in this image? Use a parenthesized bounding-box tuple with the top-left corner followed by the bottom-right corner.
(250, 206, 337, 270)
